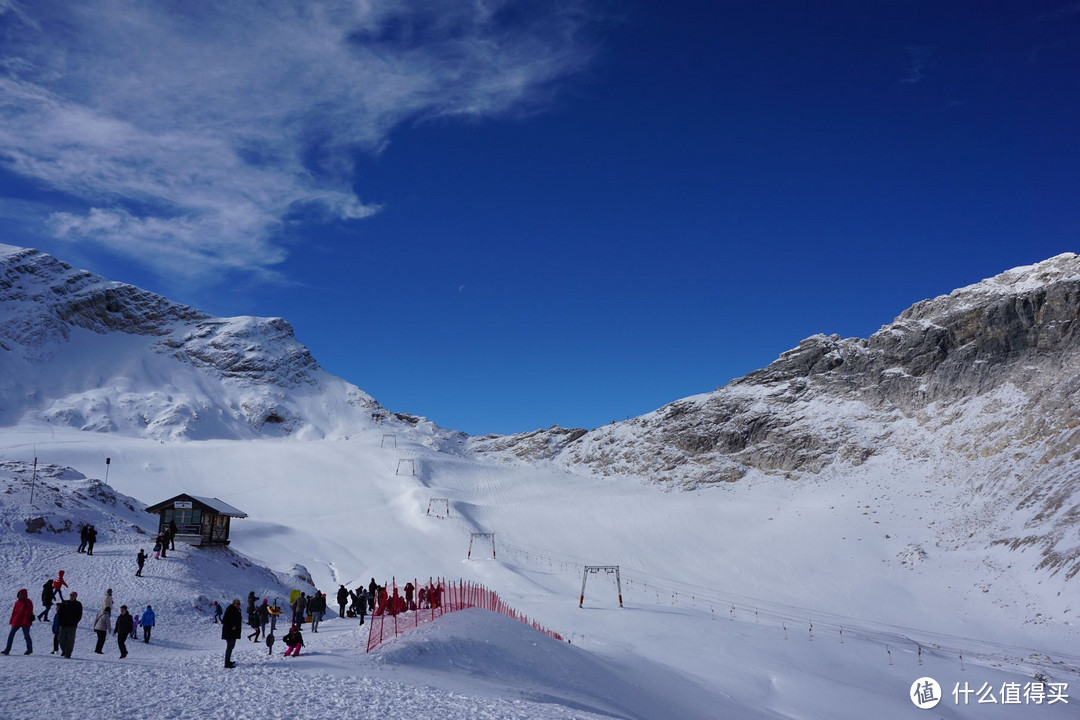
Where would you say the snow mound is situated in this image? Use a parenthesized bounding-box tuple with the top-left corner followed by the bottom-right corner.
(377, 608, 754, 720)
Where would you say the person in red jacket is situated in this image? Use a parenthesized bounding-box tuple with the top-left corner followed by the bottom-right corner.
(2, 589, 34, 655)
(52, 571, 68, 602)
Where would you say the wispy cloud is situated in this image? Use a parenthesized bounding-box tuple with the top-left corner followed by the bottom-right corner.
(0, 1, 598, 282)
(899, 46, 933, 84)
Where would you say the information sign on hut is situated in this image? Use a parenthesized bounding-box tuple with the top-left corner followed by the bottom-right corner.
(145, 494, 247, 546)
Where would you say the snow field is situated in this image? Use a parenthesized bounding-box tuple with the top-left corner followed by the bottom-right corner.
(0, 424, 1078, 719)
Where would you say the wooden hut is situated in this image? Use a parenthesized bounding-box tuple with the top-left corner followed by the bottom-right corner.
(145, 494, 247, 546)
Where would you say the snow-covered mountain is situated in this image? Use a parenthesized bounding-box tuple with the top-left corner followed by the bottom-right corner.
(1, 244, 1079, 718)
(473, 253, 1080, 585)
(0, 243, 457, 444)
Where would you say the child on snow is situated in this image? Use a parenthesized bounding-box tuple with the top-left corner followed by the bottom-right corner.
(283, 625, 303, 657)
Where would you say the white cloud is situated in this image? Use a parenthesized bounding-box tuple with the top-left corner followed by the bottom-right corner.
(0, 1, 597, 281)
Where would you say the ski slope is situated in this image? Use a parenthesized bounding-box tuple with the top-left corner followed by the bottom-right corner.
(0, 423, 1077, 719)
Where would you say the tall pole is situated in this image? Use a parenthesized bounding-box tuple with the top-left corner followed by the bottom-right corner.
(104, 457, 111, 485)
(29, 453, 38, 507)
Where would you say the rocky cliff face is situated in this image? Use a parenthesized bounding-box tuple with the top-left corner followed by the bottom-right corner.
(470, 253, 1080, 582)
(0, 244, 382, 439)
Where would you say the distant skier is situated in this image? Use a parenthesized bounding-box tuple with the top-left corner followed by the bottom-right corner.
(283, 625, 304, 657)
(136, 549, 147, 577)
(2, 588, 34, 656)
(211, 600, 223, 624)
(77, 525, 89, 553)
(140, 604, 155, 643)
(367, 578, 378, 612)
(114, 606, 133, 658)
(85, 525, 97, 555)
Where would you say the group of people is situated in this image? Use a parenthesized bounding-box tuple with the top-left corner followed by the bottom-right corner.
(152, 521, 178, 559)
(371, 579, 443, 617)
(4, 571, 156, 659)
(76, 525, 98, 555)
(219, 597, 304, 667)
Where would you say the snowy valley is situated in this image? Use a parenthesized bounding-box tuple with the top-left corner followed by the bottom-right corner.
(1, 243, 1079, 719)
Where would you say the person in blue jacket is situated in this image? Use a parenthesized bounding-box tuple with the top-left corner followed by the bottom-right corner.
(140, 604, 156, 643)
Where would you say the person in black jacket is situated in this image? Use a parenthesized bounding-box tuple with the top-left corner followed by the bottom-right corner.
(85, 525, 97, 556)
(136, 549, 147, 577)
(222, 598, 242, 668)
(37, 579, 53, 622)
(114, 606, 134, 658)
(337, 585, 349, 619)
(56, 591, 83, 658)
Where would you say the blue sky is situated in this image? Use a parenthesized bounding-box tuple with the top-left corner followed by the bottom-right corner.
(1, 1, 1078, 435)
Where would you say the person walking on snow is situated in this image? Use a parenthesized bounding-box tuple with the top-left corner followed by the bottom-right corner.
(52, 570, 68, 602)
(77, 524, 89, 553)
(2, 589, 34, 655)
(136, 549, 147, 577)
(222, 598, 242, 668)
(102, 588, 113, 613)
(85, 525, 97, 555)
(37, 579, 53, 622)
(140, 605, 156, 643)
(169, 520, 178, 550)
(114, 606, 133, 658)
(92, 606, 111, 654)
(211, 600, 222, 624)
(50, 610, 61, 654)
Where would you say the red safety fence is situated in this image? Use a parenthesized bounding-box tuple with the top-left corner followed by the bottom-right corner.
(366, 577, 562, 652)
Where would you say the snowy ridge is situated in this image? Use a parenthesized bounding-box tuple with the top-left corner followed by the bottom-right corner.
(472, 253, 1080, 601)
(0, 243, 437, 442)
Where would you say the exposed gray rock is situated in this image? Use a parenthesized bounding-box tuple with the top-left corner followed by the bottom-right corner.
(470, 253, 1080, 580)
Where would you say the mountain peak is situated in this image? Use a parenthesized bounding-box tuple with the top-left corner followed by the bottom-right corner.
(0, 244, 385, 440)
